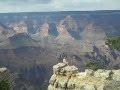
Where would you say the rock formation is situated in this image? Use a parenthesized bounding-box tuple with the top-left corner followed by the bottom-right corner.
(13, 21, 28, 34)
(38, 23, 49, 37)
(48, 63, 120, 90)
(80, 23, 106, 46)
(0, 25, 15, 42)
(55, 20, 74, 45)
(32, 23, 50, 41)
(63, 15, 78, 31)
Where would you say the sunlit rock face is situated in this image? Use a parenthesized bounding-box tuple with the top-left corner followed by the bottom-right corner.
(40, 23, 49, 37)
(80, 23, 106, 46)
(62, 15, 78, 31)
(53, 15, 78, 36)
(55, 19, 74, 45)
(13, 21, 28, 34)
(37, 23, 50, 39)
(48, 63, 120, 90)
(32, 23, 50, 41)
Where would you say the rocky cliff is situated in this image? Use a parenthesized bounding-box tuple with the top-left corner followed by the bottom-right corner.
(48, 63, 120, 90)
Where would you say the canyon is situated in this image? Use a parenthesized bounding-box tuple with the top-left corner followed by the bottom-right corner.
(0, 11, 120, 89)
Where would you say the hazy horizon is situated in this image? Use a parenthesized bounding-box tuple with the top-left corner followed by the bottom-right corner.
(0, 10, 120, 14)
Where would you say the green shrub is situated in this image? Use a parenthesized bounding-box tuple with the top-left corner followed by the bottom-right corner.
(86, 59, 107, 71)
(0, 79, 10, 90)
(105, 36, 120, 51)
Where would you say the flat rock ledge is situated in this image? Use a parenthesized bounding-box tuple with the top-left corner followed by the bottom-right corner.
(48, 63, 120, 90)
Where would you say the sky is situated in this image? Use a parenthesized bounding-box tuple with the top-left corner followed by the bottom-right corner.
(0, 0, 120, 13)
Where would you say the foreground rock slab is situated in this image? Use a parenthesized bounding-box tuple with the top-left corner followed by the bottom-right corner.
(48, 63, 120, 90)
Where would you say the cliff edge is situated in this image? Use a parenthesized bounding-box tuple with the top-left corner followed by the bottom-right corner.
(48, 63, 120, 90)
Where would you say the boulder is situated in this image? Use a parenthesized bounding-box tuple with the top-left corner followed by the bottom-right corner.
(49, 74, 56, 85)
(80, 85, 97, 90)
(64, 65, 78, 76)
(104, 80, 120, 90)
(94, 69, 112, 79)
(97, 85, 104, 90)
(53, 63, 67, 74)
(58, 80, 68, 88)
(85, 69, 94, 76)
(112, 70, 120, 81)
(67, 82, 75, 89)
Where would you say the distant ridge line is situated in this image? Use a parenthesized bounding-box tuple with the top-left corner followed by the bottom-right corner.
(0, 10, 120, 14)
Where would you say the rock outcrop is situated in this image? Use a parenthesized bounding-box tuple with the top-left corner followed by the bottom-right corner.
(0, 25, 15, 42)
(63, 15, 78, 31)
(32, 23, 50, 41)
(37, 23, 49, 38)
(55, 20, 74, 45)
(48, 63, 120, 90)
(80, 23, 106, 46)
(13, 21, 28, 34)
